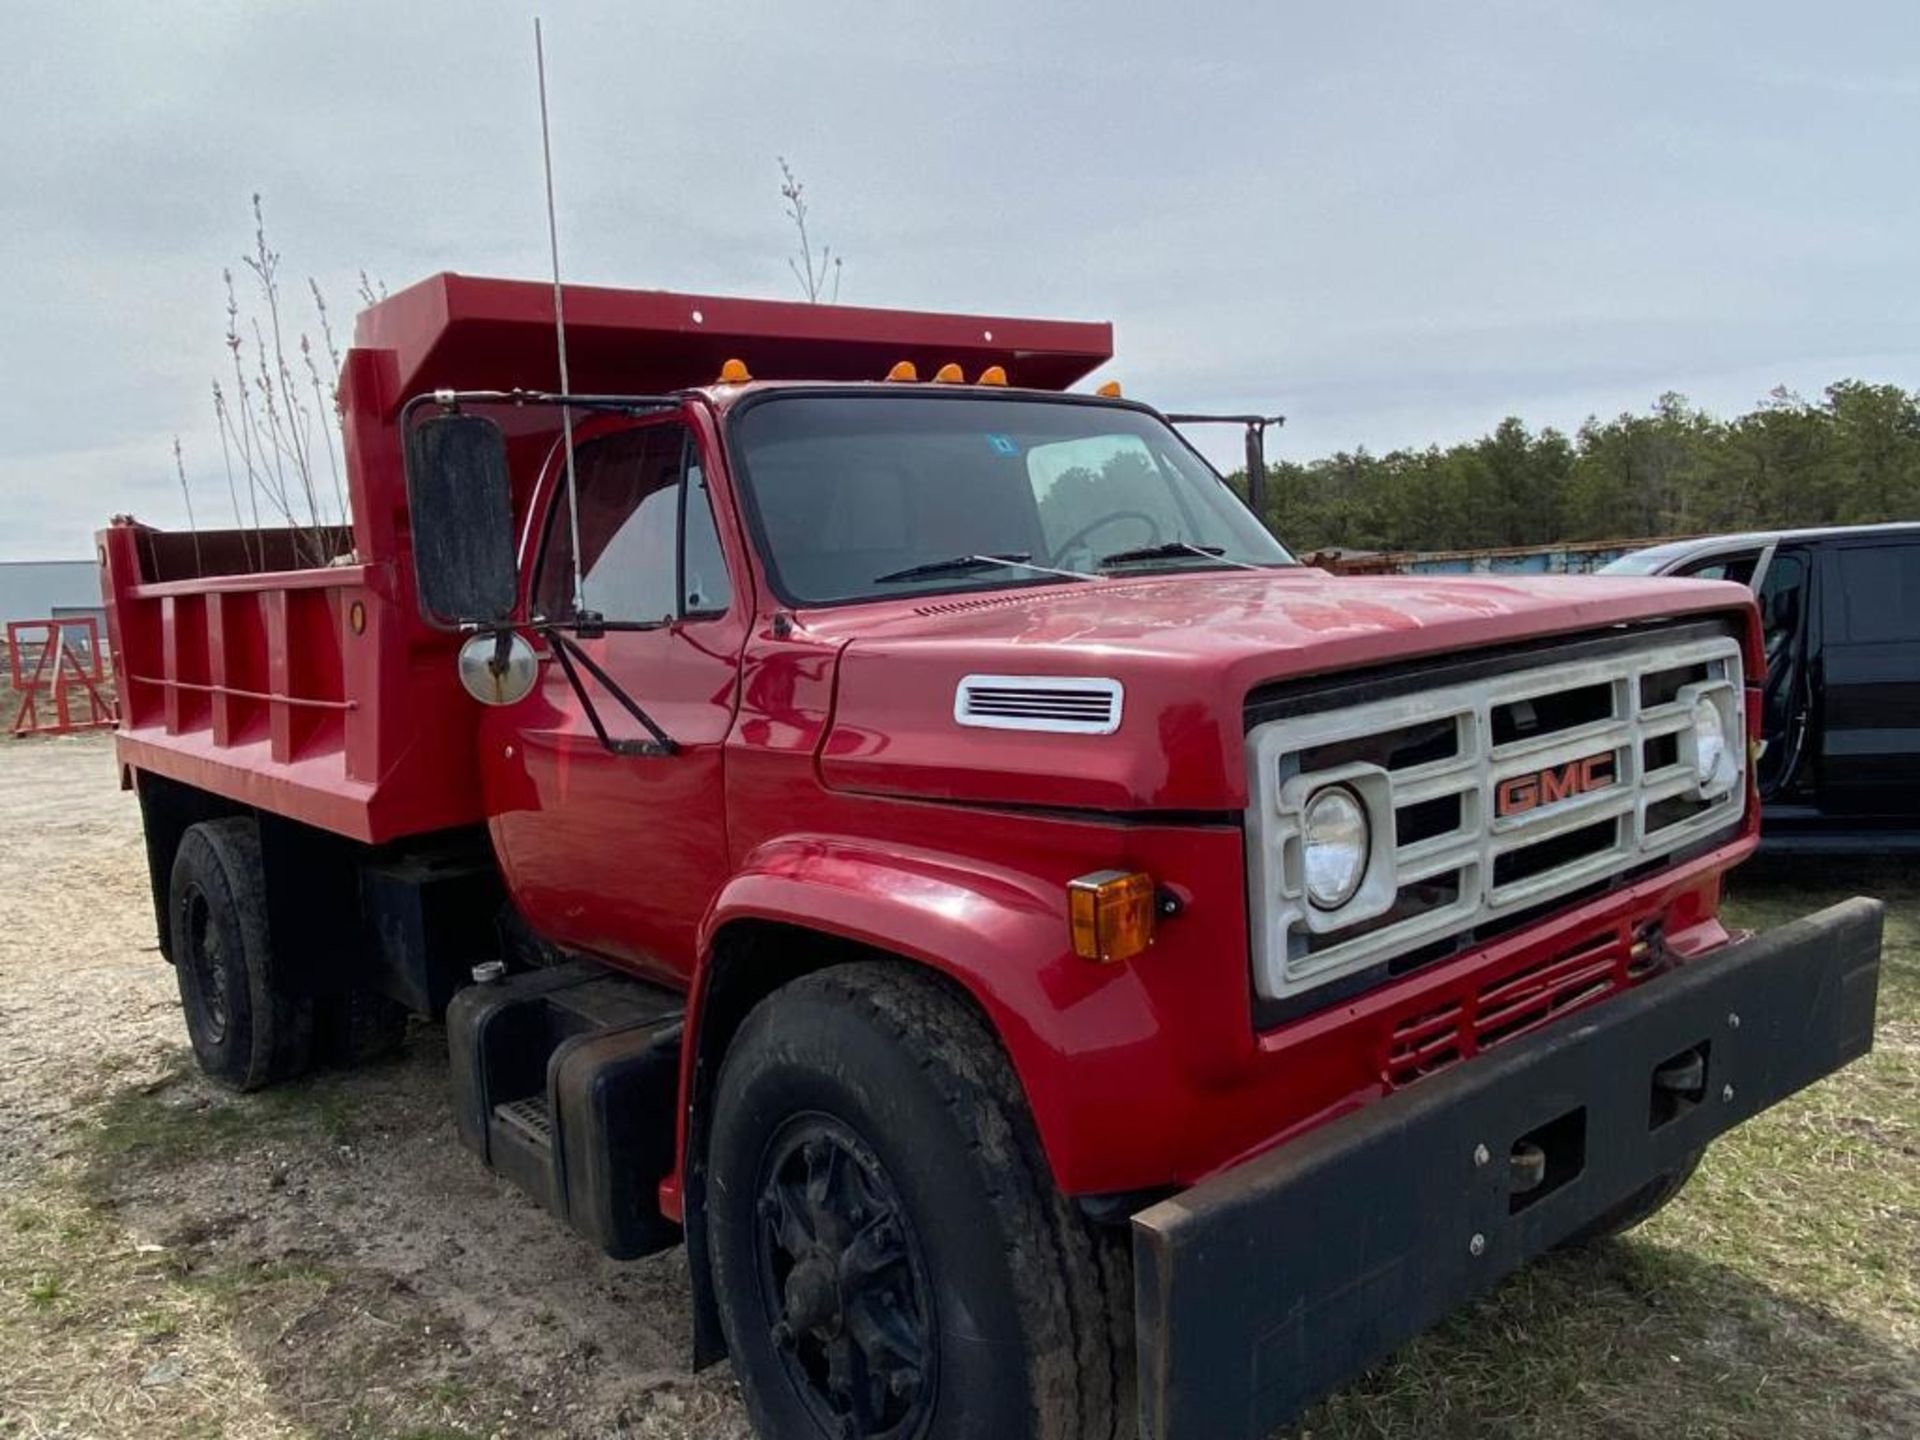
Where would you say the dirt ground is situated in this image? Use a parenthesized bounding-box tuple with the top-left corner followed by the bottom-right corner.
(0, 736, 746, 1438)
(1, 733, 1915, 1439)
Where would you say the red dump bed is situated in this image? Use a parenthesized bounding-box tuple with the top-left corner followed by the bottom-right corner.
(100, 274, 1113, 842)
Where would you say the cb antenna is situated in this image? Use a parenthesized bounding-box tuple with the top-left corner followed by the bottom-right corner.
(535, 17, 592, 625)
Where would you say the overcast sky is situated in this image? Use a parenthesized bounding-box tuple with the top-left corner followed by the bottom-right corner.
(3, 1, 1916, 559)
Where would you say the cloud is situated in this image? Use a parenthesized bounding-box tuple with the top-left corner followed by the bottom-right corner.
(3, 0, 1917, 557)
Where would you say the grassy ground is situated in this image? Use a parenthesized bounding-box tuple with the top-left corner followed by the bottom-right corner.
(1, 1067, 528, 1438)
(2, 800, 1914, 1436)
(1297, 855, 1920, 1439)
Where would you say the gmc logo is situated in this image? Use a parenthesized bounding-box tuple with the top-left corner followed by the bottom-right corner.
(1496, 753, 1617, 817)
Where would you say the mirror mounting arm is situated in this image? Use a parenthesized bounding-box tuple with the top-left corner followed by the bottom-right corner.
(1165, 411, 1287, 522)
(546, 629, 679, 758)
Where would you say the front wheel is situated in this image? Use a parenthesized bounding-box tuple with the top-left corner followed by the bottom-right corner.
(1560, 1149, 1705, 1246)
(707, 964, 1132, 1440)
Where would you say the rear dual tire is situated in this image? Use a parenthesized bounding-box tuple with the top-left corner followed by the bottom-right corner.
(170, 817, 408, 1091)
(708, 963, 1133, 1440)
(170, 818, 314, 1092)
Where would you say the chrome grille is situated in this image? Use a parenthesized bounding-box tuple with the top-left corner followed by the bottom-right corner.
(1246, 633, 1745, 1003)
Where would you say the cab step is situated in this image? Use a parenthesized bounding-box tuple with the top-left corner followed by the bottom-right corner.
(494, 1094, 554, 1142)
(447, 960, 684, 1260)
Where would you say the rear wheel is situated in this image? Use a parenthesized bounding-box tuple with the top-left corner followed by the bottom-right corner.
(707, 963, 1132, 1440)
(169, 818, 313, 1092)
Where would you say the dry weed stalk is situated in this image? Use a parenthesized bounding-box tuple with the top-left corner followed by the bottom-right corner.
(778, 157, 843, 304)
(190, 195, 368, 571)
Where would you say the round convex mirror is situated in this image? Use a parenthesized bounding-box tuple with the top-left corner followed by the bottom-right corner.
(456, 631, 539, 707)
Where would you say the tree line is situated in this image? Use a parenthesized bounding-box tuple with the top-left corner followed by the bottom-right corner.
(1238, 382, 1920, 554)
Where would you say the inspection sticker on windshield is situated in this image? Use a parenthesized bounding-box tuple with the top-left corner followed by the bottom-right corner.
(985, 433, 1021, 456)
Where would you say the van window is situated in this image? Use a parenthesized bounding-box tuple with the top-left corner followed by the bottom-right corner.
(1757, 551, 1807, 663)
(1676, 549, 1761, 586)
(1829, 543, 1920, 645)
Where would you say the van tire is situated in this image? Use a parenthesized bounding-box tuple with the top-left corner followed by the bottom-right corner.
(169, 818, 313, 1091)
(707, 962, 1133, 1440)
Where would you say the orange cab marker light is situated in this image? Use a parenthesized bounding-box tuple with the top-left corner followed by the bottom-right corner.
(1095, 380, 1122, 398)
(977, 365, 1009, 386)
(717, 357, 752, 384)
(932, 362, 964, 384)
(885, 361, 919, 382)
(1068, 870, 1156, 963)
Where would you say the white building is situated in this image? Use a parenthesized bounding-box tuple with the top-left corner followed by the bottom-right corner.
(0, 560, 107, 663)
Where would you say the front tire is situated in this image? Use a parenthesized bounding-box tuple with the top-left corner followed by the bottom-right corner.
(1561, 1149, 1705, 1246)
(707, 963, 1132, 1440)
(169, 818, 313, 1092)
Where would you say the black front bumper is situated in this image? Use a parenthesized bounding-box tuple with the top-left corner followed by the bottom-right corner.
(1132, 898, 1884, 1440)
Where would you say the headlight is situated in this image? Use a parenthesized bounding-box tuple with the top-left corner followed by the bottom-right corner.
(1689, 695, 1732, 792)
(1303, 785, 1370, 909)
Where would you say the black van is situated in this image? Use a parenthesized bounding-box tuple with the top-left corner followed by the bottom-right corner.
(1604, 523, 1920, 851)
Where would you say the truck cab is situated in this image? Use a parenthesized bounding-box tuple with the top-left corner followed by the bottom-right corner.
(100, 274, 1883, 1440)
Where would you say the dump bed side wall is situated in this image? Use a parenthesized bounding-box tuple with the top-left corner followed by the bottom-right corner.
(102, 347, 483, 844)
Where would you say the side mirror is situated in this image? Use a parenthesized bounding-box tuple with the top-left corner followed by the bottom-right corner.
(457, 630, 539, 707)
(405, 412, 518, 626)
(1243, 423, 1269, 519)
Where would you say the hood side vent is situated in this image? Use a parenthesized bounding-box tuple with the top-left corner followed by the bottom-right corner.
(954, 675, 1124, 735)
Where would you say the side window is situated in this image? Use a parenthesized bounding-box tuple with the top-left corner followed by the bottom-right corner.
(534, 424, 732, 623)
(1828, 543, 1920, 645)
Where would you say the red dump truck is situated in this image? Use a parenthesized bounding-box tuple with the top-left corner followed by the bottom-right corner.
(100, 273, 1883, 1440)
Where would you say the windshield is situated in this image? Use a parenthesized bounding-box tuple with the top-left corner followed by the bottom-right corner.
(729, 392, 1294, 605)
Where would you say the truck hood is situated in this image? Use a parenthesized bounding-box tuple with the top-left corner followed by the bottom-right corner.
(812, 568, 1756, 812)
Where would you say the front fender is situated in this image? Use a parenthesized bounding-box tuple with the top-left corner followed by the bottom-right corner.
(688, 833, 1189, 1198)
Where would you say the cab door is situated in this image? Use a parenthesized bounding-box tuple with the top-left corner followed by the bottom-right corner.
(482, 413, 748, 984)
(1814, 537, 1920, 815)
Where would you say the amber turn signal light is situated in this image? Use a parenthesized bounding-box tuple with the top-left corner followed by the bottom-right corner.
(1068, 870, 1156, 963)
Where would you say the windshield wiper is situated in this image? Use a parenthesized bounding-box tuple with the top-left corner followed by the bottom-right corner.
(873, 552, 1098, 585)
(1097, 541, 1264, 571)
